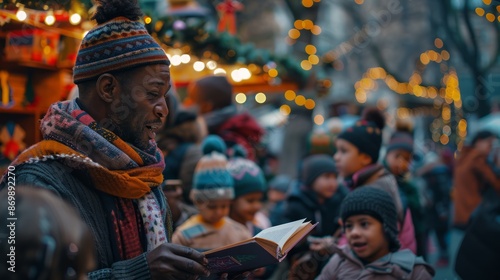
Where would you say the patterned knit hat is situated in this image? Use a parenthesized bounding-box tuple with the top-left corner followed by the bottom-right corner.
(300, 154, 337, 187)
(191, 135, 234, 201)
(73, 0, 170, 84)
(337, 107, 385, 163)
(386, 132, 414, 154)
(340, 186, 401, 252)
(227, 145, 267, 198)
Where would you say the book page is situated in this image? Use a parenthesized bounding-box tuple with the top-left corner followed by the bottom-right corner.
(282, 222, 317, 254)
(255, 218, 306, 248)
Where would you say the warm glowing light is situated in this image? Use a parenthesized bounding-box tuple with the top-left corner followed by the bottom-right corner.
(268, 69, 278, 78)
(302, 0, 314, 8)
(434, 38, 443, 48)
(308, 55, 320, 65)
(288, 29, 300, 39)
(305, 99, 315, 109)
(45, 11, 55, 26)
(486, 13, 495, 22)
(70, 13, 82, 25)
(354, 0, 364, 4)
(301, 60, 312, 70)
(295, 95, 306, 106)
(255, 92, 266, 104)
(239, 68, 251, 80)
(441, 50, 450, 60)
(193, 61, 205, 71)
(144, 16, 152, 24)
(16, 9, 27, 21)
(206, 60, 217, 70)
(483, 0, 492, 5)
(235, 93, 247, 104)
(311, 25, 322, 35)
(171, 55, 181, 66)
(231, 69, 242, 82)
(475, 7, 485, 16)
(314, 115, 324, 125)
(440, 134, 449, 145)
(420, 53, 430, 65)
(305, 45, 317, 55)
(180, 54, 191, 64)
(303, 20, 314, 30)
(285, 90, 296, 101)
(214, 68, 226, 75)
(294, 20, 303, 30)
(280, 105, 291, 115)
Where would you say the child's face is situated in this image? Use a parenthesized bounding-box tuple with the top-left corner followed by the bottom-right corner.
(385, 149, 412, 176)
(230, 192, 264, 224)
(312, 173, 338, 200)
(196, 199, 231, 224)
(344, 214, 390, 263)
(334, 139, 372, 177)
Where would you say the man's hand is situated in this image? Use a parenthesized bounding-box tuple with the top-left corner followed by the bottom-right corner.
(146, 243, 211, 279)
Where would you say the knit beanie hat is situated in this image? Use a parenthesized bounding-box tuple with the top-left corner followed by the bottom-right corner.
(386, 132, 414, 154)
(340, 187, 401, 252)
(227, 145, 267, 198)
(191, 135, 234, 201)
(268, 175, 291, 194)
(73, 0, 170, 84)
(337, 107, 385, 163)
(300, 154, 337, 187)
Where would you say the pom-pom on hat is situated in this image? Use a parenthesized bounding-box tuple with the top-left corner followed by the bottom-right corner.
(73, 0, 170, 84)
(227, 145, 267, 198)
(337, 107, 385, 163)
(340, 186, 401, 252)
(300, 154, 337, 187)
(191, 135, 234, 201)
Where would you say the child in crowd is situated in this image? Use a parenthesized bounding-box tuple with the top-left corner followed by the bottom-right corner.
(284, 154, 347, 279)
(383, 129, 427, 258)
(226, 146, 271, 279)
(317, 187, 434, 279)
(227, 146, 268, 235)
(172, 135, 251, 251)
(0, 187, 96, 280)
(263, 174, 291, 226)
(161, 179, 198, 232)
(333, 107, 416, 252)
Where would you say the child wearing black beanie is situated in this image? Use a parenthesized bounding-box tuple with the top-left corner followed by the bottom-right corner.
(333, 107, 417, 253)
(317, 187, 434, 280)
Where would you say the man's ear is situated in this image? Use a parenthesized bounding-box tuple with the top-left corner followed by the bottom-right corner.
(96, 74, 119, 103)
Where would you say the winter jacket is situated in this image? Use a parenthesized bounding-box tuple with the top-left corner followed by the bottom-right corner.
(452, 146, 500, 227)
(283, 183, 348, 259)
(343, 164, 417, 253)
(0, 161, 165, 279)
(317, 245, 434, 280)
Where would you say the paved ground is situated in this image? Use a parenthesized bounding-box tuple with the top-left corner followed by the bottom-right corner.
(427, 229, 464, 280)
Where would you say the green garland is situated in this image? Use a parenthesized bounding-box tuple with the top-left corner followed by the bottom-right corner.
(146, 13, 309, 87)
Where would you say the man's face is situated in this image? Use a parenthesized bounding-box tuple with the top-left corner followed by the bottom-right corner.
(112, 64, 171, 149)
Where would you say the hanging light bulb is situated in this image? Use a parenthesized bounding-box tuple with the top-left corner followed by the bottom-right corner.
(69, 12, 81, 25)
(16, 6, 27, 21)
(45, 10, 55, 26)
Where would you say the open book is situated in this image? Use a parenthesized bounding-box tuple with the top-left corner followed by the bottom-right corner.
(203, 219, 317, 275)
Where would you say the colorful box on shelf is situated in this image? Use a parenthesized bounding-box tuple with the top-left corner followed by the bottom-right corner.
(5, 29, 60, 66)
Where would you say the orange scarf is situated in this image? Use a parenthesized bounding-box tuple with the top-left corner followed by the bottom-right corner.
(13, 140, 163, 199)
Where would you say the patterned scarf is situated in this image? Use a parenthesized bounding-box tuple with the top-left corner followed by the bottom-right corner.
(12, 100, 170, 256)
